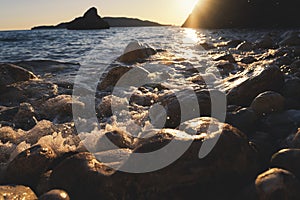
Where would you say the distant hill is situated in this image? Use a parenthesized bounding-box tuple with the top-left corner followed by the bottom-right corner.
(102, 17, 164, 27)
(32, 9, 166, 30)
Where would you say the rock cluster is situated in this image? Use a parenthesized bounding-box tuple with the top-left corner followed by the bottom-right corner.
(1, 30, 300, 199)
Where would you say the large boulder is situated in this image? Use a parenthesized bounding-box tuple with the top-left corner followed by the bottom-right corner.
(182, 0, 300, 28)
(0, 63, 36, 87)
(117, 40, 157, 64)
(67, 7, 109, 30)
(128, 118, 259, 199)
(5, 144, 56, 188)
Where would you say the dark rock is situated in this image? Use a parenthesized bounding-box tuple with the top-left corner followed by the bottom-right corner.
(198, 42, 215, 50)
(0, 106, 18, 122)
(216, 62, 235, 74)
(182, 0, 300, 28)
(254, 35, 277, 49)
(117, 41, 157, 64)
(67, 7, 109, 30)
(129, 118, 259, 199)
(0, 80, 58, 107)
(261, 109, 300, 139)
(271, 148, 300, 178)
(103, 17, 164, 27)
(250, 91, 285, 116)
(255, 168, 300, 200)
(226, 65, 284, 106)
(279, 31, 300, 47)
(50, 152, 124, 200)
(5, 144, 56, 188)
(158, 89, 225, 128)
(0, 63, 36, 87)
(129, 89, 158, 106)
(0, 185, 37, 199)
(98, 66, 132, 91)
(214, 53, 236, 63)
(226, 107, 258, 135)
(39, 189, 70, 200)
(226, 39, 244, 48)
(240, 56, 257, 64)
(282, 78, 300, 100)
(236, 41, 254, 51)
(13, 102, 37, 130)
(285, 129, 300, 148)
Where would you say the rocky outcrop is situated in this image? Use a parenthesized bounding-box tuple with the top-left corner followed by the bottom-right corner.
(66, 7, 109, 30)
(183, 0, 300, 28)
(31, 8, 164, 30)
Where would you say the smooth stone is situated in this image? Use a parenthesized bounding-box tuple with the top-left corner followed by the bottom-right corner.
(225, 65, 284, 106)
(271, 148, 300, 178)
(158, 89, 225, 128)
(0, 63, 36, 87)
(50, 152, 122, 200)
(0, 185, 37, 199)
(255, 168, 300, 200)
(225, 107, 258, 135)
(250, 91, 285, 116)
(39, 189, 70, 200)
(262, 109, 300, 139)
(117, 40, 157, 63)
(129, 118, 259, 199)
(236, 41, 254, 51)
(5, 144, 56, 188)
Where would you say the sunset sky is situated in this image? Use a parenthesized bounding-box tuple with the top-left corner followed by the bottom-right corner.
(0, 0, 199, 30)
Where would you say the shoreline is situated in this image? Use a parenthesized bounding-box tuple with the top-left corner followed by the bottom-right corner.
(0, 29, 300, 199)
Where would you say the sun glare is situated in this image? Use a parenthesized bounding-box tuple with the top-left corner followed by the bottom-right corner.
(174, 0, 199, 21)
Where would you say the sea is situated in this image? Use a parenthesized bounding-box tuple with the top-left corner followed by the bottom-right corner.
(0, 26, 271, 65)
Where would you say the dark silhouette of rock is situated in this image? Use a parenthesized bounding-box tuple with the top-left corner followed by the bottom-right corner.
(182, 0, 300, 28)
(66, 7, 109, 30)
(103, 17, 164, 27)
(31, 8, 165, 30)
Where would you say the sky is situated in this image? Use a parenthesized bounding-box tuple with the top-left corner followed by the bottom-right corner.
(0, 0, 199, 30)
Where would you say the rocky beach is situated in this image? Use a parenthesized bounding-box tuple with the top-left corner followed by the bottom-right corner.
(0, 27, 299, 199)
